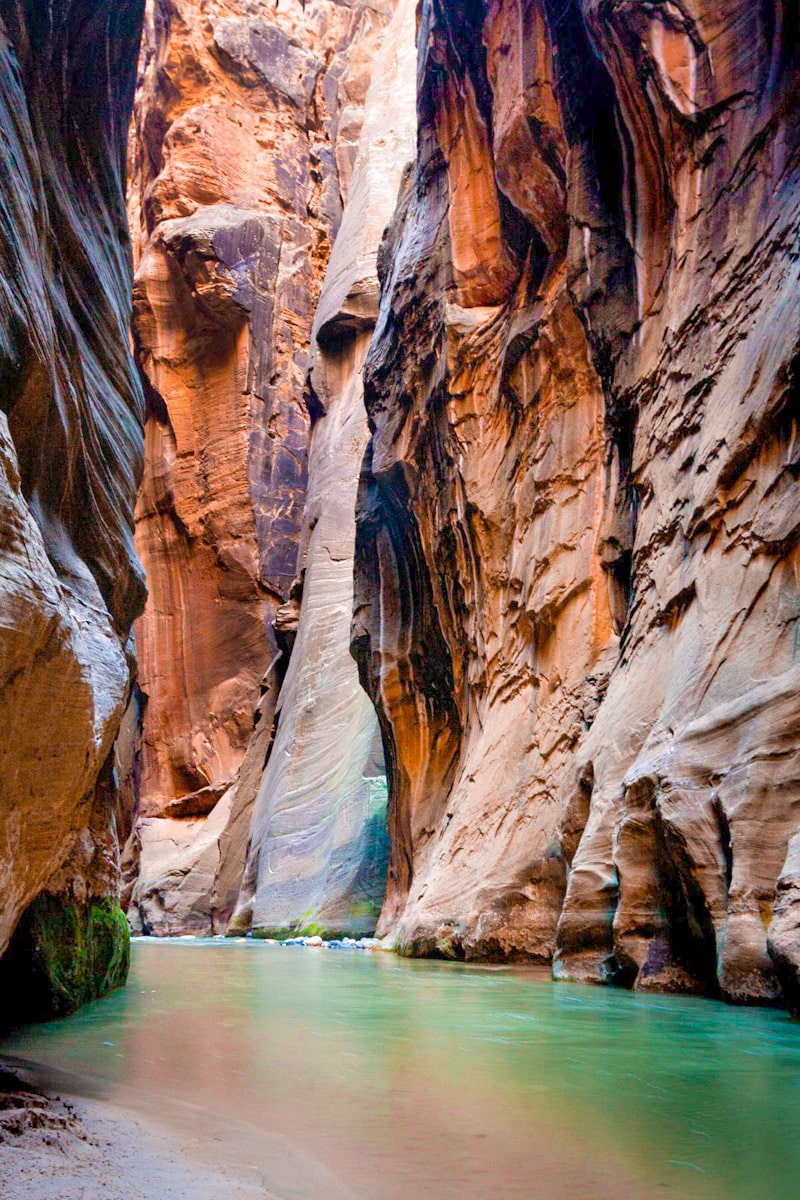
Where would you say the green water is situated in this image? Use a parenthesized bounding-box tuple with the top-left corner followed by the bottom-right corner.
(4, 940, 800, 1200)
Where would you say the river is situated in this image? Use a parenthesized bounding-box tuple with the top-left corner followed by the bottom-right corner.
(3, 940, 799, 1199)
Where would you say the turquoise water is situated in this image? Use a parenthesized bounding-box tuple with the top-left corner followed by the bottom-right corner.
(4, 940, 800, 1199)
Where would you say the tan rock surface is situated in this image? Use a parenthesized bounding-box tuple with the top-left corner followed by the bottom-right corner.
(552, 0, 800, 1004)
(128, 0, 394, 821)
(230, 0, 417, 938)
(353, 0, 800, 1005)
(0, 0, 145, 992)
(126, 0, 398, 934)
(129, 656, 283, 934)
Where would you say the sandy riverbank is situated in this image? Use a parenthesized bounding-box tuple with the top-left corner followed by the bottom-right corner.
(0, 1062, 275, 1200)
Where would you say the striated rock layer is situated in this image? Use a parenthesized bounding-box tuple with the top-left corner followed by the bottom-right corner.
(128, 0, 392, 821)
(230, 0, 416, 940)
(126, 0, 399, 934)
(0, 0, 145, 1015)
(353, 0, 800, 1006)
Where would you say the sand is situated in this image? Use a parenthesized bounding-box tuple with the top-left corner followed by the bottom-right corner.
(0, 1063, 277, 1200)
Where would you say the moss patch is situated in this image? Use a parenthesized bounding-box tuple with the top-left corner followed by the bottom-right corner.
(0, 895, 130, 1027)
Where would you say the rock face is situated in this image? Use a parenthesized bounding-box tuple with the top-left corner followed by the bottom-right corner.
(353, 0, 800, 1005)
(126, 0, 399, 934)
(230, 0, 416, 940)
(121, 0, 800, 1010)
(0, 0, 145, 1014)
(128, 0, 392, 821)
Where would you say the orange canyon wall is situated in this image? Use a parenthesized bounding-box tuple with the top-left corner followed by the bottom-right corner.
(122, 0, 800, 1014)
(125, 0, 398, 934)
(352, 0, 800, 1010)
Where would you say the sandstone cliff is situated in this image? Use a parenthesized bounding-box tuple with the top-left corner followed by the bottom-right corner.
(0, 0, 145, 1017)
(126, 0, 398, 934)
(121, 0, 800, 1011)
(353, 0, 800, 1007)
(230, 0, 416, 939)
(128, 0, 393, 819)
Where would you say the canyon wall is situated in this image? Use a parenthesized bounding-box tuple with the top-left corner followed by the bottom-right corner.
(0, 0, 145, 1017)
(121, 0, 800, 1010)
(353, 0, 800, 1007)
(126, 0, 399, 934)
(128, 0, 392, 820)
(230, 0, 416, 939)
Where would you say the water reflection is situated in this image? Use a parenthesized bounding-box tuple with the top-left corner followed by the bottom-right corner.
(4, 942, 800, 1200)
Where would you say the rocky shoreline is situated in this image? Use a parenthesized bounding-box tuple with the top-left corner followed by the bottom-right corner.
(246, 934, 384, 951)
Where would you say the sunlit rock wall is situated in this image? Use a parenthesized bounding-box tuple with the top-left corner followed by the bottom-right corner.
(230, 0, 416, 939)
(126, 0, 397, 934)
(353, 0, 800, 1006)
(128, 0, 392, 821)
(0, 0, 145, 1013)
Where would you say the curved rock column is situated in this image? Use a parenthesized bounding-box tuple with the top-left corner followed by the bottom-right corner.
(354, 0, 618, 960)
(128, 0, 391, 820)
(126, 0, 395, 934)
(230, 0, 417, 939)
(552, 0, 800, 1006)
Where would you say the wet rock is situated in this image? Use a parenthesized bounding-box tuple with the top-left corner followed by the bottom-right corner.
(0, 896, 130, 1026)
(768, 830, 800, 1016)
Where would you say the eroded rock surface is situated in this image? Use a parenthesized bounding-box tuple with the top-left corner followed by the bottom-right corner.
(127, 0, 397, 934)
(128, 0, 390, 819)
(0, 0, 144, 1012)
(353, 0, 800, 1005)
(230, 0, 416, 938)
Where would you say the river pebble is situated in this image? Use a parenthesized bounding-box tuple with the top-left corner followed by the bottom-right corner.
(275, 935, 385, 951)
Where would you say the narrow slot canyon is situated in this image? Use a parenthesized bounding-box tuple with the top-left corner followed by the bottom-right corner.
(0, 1, 799, 1197)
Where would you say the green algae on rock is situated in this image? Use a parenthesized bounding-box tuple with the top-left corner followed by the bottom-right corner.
(0, 897, 130, 1025)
